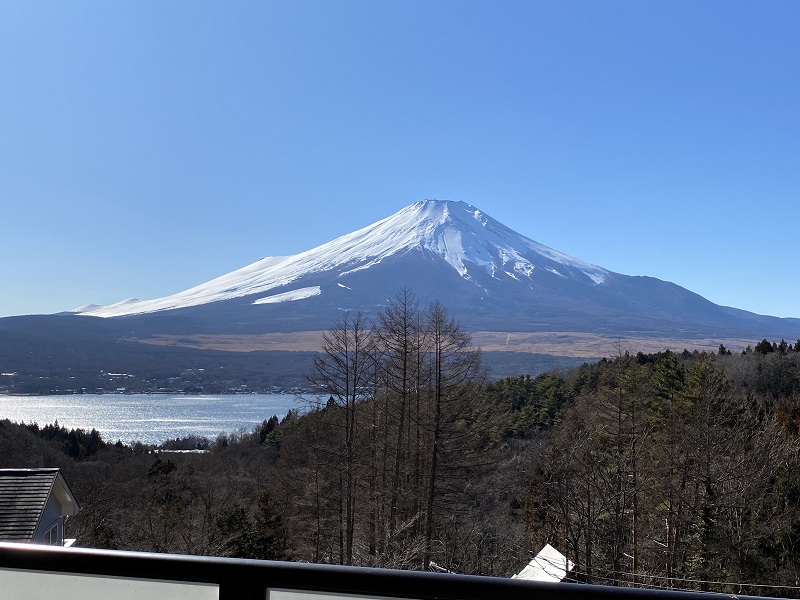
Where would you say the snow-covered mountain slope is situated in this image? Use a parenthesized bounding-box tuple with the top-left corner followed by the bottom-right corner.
(70, 199, 800, 341)
(76, 200, 609, 318)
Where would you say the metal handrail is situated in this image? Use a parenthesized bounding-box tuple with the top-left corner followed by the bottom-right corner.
(0, 542, 786, 600)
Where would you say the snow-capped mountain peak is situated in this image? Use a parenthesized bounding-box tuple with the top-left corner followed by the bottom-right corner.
(398, 200, 608, 284)
(76, 200, 608, 318)
(65, 198, 800, 342)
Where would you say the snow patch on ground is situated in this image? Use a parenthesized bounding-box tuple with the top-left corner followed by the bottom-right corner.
(252, 286, 322, 305)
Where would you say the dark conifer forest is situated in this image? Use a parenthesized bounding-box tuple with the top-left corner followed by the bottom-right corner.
(2, 293, 800, 595)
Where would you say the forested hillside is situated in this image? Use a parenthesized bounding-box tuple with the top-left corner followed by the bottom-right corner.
(2, 295, 800, 594)
(526, 346, 800, 593)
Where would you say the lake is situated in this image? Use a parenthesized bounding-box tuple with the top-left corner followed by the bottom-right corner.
(0, 394, 304, 446)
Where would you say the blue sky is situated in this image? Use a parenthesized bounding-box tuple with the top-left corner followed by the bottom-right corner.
(2, 1, 799, 320)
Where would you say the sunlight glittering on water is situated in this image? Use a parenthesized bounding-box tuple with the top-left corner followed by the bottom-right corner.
(0, 394, 301, 445)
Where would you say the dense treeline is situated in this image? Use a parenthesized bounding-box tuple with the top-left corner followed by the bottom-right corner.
(2, 295, 800, 593)
(527, 349, 800, 594)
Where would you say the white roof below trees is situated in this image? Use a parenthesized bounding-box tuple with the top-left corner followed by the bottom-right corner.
(512, 544, 574, 583)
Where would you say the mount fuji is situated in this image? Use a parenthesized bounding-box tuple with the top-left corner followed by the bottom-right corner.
(65, 199, 798, 348)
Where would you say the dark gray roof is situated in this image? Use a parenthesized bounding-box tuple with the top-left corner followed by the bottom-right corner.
(0, 468, 60, 541)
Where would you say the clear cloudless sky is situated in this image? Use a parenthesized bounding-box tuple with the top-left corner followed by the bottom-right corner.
(1, 1, 798, 319)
